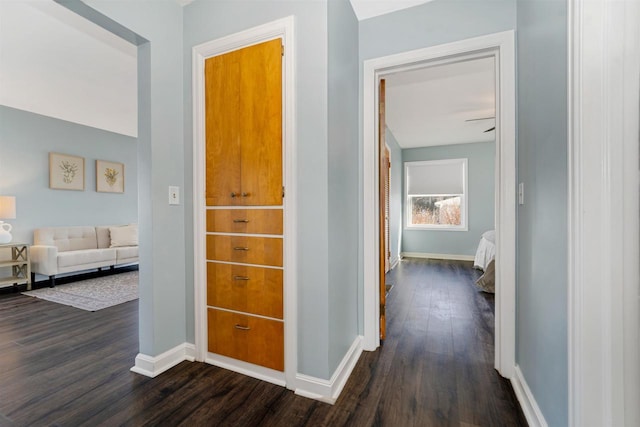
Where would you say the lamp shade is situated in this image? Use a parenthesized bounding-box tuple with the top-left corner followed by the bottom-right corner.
(0, 197, 16, 219)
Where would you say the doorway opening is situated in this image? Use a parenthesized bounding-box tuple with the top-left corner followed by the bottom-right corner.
(362, 31, 516, 379)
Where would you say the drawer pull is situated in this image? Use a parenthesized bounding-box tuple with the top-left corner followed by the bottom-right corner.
(233, 219, 250, 223)
(233, 276, 250, 281)
(230, 192, 237, 198)
(233, 247, 249, 251)
(241, 192, 250, 198)
(234, 324, 251, 331)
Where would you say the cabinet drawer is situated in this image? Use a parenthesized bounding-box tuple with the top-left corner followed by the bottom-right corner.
(207, 263, 283, 319)
(207, 308, 284, 371)
(206, 235, 282, 267)
(207, 209, 283, 235)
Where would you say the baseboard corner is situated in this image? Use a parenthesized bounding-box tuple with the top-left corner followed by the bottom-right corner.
(130, 342, 195, 378)
(511, 365, 548, 427)
(295, 335, 363, 404)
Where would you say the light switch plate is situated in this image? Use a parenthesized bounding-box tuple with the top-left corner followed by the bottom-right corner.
(518, 182, 524, 205)
(169, 186, 180, 205)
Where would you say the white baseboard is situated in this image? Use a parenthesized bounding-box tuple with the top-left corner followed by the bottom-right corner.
(295, 335, 363, 404)
(401, 252, 475, 262)
(206, 353, 286, 387)
(511, 365, 548, 427)
(130, 343, 196, 378)
(390, 256, 400, 270)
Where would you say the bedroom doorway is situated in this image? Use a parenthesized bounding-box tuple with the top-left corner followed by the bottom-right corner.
(363, 31, 516, 379)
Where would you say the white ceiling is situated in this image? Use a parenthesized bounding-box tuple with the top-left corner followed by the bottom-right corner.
(349, 0, 433, 20)
(385, 57, 496, 149)
(0, 0, 138, 137)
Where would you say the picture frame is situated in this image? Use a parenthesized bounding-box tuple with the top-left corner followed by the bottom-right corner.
(49, 152, 85, 191)
(96, 160, 125, 193)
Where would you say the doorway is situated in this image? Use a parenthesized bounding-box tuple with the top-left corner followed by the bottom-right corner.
(362, 31, 516, 379)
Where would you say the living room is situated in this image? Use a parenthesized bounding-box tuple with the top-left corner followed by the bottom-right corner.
(0, 0, 139, 298)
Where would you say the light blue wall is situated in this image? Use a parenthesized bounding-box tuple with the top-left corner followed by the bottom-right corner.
(0, 106, 137, 244)
(359, 0, 517, 61)
(182, 0, 333, 378)
(327, 0, 359, 375)
(516, 1, 568, 425)
(386, 128, 403, 266)
(401, 142, 495, 257)
(81, 0, 186, 357)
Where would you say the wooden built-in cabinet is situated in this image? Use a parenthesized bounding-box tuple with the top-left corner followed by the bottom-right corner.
(204, 38, 285, 373)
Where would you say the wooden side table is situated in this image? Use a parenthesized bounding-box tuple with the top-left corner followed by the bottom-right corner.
(0, 243, 31, 290)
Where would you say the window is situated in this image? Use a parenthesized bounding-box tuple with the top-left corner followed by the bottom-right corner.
(405, 158, 468, 230)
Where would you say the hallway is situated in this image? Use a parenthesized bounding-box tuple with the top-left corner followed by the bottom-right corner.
(0, 259, 525, 426)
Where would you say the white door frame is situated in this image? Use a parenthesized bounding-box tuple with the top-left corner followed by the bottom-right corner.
(192, 16, 297, 387)
(568, 0, 640, 424)
(362, 31, 517, 378)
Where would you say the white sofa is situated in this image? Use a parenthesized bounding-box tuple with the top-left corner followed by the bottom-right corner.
(31, 224, 138, 286)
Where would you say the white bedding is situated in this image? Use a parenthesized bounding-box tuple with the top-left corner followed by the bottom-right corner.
(473, 230, 495, 271)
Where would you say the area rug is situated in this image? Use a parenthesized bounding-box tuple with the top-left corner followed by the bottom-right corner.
(22, 271, 138, 312)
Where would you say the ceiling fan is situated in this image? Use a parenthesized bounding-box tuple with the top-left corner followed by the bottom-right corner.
(465, 117, 495, 133)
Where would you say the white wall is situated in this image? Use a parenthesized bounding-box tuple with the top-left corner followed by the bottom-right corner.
(0, 0, 137, 137)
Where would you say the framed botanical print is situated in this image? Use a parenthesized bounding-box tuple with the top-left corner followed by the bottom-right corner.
(96, 160, 125, 193)
(49, 152, 85, 191)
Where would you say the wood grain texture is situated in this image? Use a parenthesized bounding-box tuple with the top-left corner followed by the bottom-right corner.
(208, 308, 284, 371)
(207, 262, 283, 319)
(205, 39, 282, 207)
(0, 260, 525, 426)
(238, 39, 283, 206)
(206, 209, 283, 235)
(206, 235, 283, 267)
(205, 51, 241, 206)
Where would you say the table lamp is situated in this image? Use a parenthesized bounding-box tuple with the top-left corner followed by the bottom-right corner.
(0, 196, 16, 244)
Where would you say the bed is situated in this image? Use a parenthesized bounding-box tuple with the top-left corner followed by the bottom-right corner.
(473, 230, 495, 293)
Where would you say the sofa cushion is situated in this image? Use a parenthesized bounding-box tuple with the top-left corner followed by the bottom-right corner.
(110, 224, 138, 248)
(58, 248, 116, 268)
(95, 226, 112, 249)
(116, 246, 138, 262)
(34, 226, 98, 252)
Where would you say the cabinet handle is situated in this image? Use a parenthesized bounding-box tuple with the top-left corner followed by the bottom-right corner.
(234, 324, 251, 331)
(233, 276, 250, 281)
(233, 219, 250, 223)
(230, 192, 237, 198)
(241, 192, 250, 198)
(233, 247, 249, 251)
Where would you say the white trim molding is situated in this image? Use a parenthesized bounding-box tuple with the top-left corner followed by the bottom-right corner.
(511, 365, 548, 427)
(362, 31, 516, 380)
(130, 343, 196, 378)
(192, 16, 297, 387)
(295, 336, 363, 404)
(206, 353, 286, 387)
(568, 0, 640, 425)
(401, 252, 475, 262)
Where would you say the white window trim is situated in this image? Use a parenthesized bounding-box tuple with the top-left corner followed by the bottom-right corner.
(404, 158, 468, 231)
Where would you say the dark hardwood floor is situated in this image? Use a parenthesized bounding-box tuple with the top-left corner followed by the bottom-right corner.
(0, 259, 525, 426)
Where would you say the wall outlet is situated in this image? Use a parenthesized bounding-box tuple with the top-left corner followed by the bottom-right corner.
(169, 186, 180, 205)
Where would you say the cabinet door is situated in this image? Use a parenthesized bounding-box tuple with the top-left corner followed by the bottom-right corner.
(205, 50, 242, 206)
(238, 39, 283, 206)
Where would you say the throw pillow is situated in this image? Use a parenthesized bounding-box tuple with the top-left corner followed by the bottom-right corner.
(110, 224, 138, 248)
